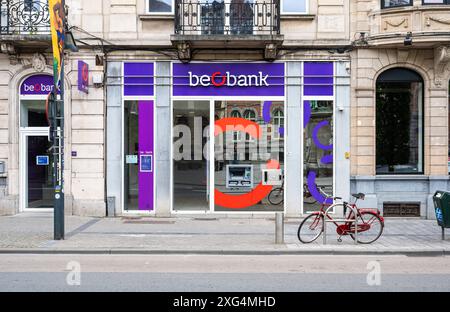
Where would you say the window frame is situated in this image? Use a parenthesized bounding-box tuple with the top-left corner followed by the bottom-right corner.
(381, 0, 413, 9)
(375, 68, 425, 175)
(422, 0, 450, 4)
(146, 0, 175, 15)
(280, 0, 308, 15)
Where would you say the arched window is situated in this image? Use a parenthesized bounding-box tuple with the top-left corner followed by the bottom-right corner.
(376, 68, 423, 174)
(230, 110, 241, 118)
(243, 109, 256, 121)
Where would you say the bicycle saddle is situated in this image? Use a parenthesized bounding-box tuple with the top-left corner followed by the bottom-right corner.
(352, 193, 365, 200)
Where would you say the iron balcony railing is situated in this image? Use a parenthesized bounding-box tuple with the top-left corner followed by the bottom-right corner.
(0, 0, 50, 35)
(175, 0, 280, 36)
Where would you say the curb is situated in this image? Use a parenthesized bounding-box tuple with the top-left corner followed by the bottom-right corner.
(0, 248, 447, 256)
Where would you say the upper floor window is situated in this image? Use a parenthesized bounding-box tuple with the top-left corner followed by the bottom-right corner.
(381, 0, 413, 9)
(147, 0, 174, 14)
(423, 0, 450, 4)
(281, 0, 307, 14)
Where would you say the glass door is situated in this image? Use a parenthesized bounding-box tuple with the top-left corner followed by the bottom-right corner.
(172, 100, 210, 212)
(303, 100, 334, 213)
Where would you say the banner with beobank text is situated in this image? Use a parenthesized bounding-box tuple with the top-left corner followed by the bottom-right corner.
(49, 0, 65, 88)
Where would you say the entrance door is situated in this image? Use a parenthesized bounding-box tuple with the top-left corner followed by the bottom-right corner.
(21, 131, 53, 210)
(172, 100, 210, 212)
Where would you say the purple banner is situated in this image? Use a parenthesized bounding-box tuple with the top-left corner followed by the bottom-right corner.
(304, 62, 334, 97)
(138, 100, 154, 211)
(124, 62, 154, 97)
(78, 61, 89, 94)
(173, 63, 285, 97)
(20, 74, 59, 95)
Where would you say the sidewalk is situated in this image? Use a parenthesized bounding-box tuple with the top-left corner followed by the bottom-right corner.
(0, 212, 449, 255)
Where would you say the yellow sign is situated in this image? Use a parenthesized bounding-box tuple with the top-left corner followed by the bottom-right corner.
(49, 0, 65, 88)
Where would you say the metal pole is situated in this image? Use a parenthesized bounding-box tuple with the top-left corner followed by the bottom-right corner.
(275, 212, 284, 244)
(54, 0, 66, 240)
(443, 227, 445, 241)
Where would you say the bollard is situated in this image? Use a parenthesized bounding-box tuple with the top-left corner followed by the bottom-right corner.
(275, 212, 284, 244)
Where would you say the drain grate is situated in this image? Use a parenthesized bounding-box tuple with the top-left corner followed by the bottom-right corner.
(383, 202, 420, 217)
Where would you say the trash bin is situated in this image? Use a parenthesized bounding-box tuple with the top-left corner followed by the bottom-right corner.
(432, 191, 450, 240)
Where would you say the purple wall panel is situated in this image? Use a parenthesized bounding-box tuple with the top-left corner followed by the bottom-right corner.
(138, 100, 154, 211)
(304, 62, 334, 96)
(124, 63, 154, 96)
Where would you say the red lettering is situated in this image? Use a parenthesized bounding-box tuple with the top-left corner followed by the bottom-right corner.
(211, 71, 226, 87)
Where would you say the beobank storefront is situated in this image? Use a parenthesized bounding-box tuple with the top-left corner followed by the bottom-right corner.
(105, 60, 351, 217)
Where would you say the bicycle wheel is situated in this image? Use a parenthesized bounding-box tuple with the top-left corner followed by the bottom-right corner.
(268, 188, 284, 205)
(350, 211, 384, 244)
(297, 213, 324, 244)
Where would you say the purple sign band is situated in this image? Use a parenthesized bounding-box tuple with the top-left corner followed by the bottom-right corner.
(304, 62, 334, 97)
(138, 100, 154, 211)
(20, 74, 59, 96)
(124, 62, 154, 97)
(173, 63, 285, 97)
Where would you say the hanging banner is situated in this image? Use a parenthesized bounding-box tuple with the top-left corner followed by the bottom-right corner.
(49, 0, 65, 89)
(78, 60, 89, 94)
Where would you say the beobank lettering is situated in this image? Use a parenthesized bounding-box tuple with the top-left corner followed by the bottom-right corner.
(189, 71, 269, 87)
(22, 82, 55, 93)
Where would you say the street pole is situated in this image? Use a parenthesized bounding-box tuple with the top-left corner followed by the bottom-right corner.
(53, 0, 66, 241)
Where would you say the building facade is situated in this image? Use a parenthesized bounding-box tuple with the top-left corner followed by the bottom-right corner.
(7, 0, 446, 219)
(350, 0, 450, 218)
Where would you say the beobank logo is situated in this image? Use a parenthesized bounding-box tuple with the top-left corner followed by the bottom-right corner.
(23, 82, 54, 93)
(189, 71, 269, 87)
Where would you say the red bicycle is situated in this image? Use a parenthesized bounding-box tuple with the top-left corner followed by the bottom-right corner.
(297, 193, 385, 244)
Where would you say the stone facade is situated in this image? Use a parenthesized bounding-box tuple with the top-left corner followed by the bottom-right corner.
(350, 0, 450, 218)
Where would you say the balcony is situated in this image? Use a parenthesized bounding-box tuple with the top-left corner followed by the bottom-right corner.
(171, 0, 284, 61)
(0, 0, 51, 53)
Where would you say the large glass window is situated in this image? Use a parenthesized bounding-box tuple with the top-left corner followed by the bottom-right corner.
(173, 101, 210, 212)
(148, 0, 173, 13)
(20, 100, 48, 127)
(303, 100, 334, 212)
(281, 0, 307, 14)
(381, 0, 413, 8)
(376, 68, 424, 174)
(214, 100, 285, 212)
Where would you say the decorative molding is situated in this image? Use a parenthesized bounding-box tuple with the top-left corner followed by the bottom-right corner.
(434, 46, 450, 87)
(383, 18, 408, 30)
(31, 53, 47, 72)
(426, 16, 450, 26)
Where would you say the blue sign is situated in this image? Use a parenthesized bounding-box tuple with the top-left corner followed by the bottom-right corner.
(36, 156, 49, 166)
(140, 154, 153, 173)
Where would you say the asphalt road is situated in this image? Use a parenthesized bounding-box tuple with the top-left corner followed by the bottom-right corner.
(0, 254, 449, 292)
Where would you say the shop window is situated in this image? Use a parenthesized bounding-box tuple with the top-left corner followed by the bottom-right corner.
(230, 110, 242, 141)
(381, 0, 413, 8)
(243, 109, 257, 142)
(376, 68, 424, 174)
(147, 0, 173, 14)
(281, 0, 307, 14)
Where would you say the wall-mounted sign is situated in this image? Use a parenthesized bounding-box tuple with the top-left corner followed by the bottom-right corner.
(36, 156, 49, 166)
(78, 60, 89, 94)
(126, 155, 138, 164)
(20, 74, 59, 96)
(173, 63, 285, 97)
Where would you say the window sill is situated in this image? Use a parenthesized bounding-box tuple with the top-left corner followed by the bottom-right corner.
(281, 14, 315, 21)
(139, 14, 174, 21)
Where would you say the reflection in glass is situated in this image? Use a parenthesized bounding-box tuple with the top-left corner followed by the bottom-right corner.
(303, 100, 334, 212)
(214, 100, 284, 212)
